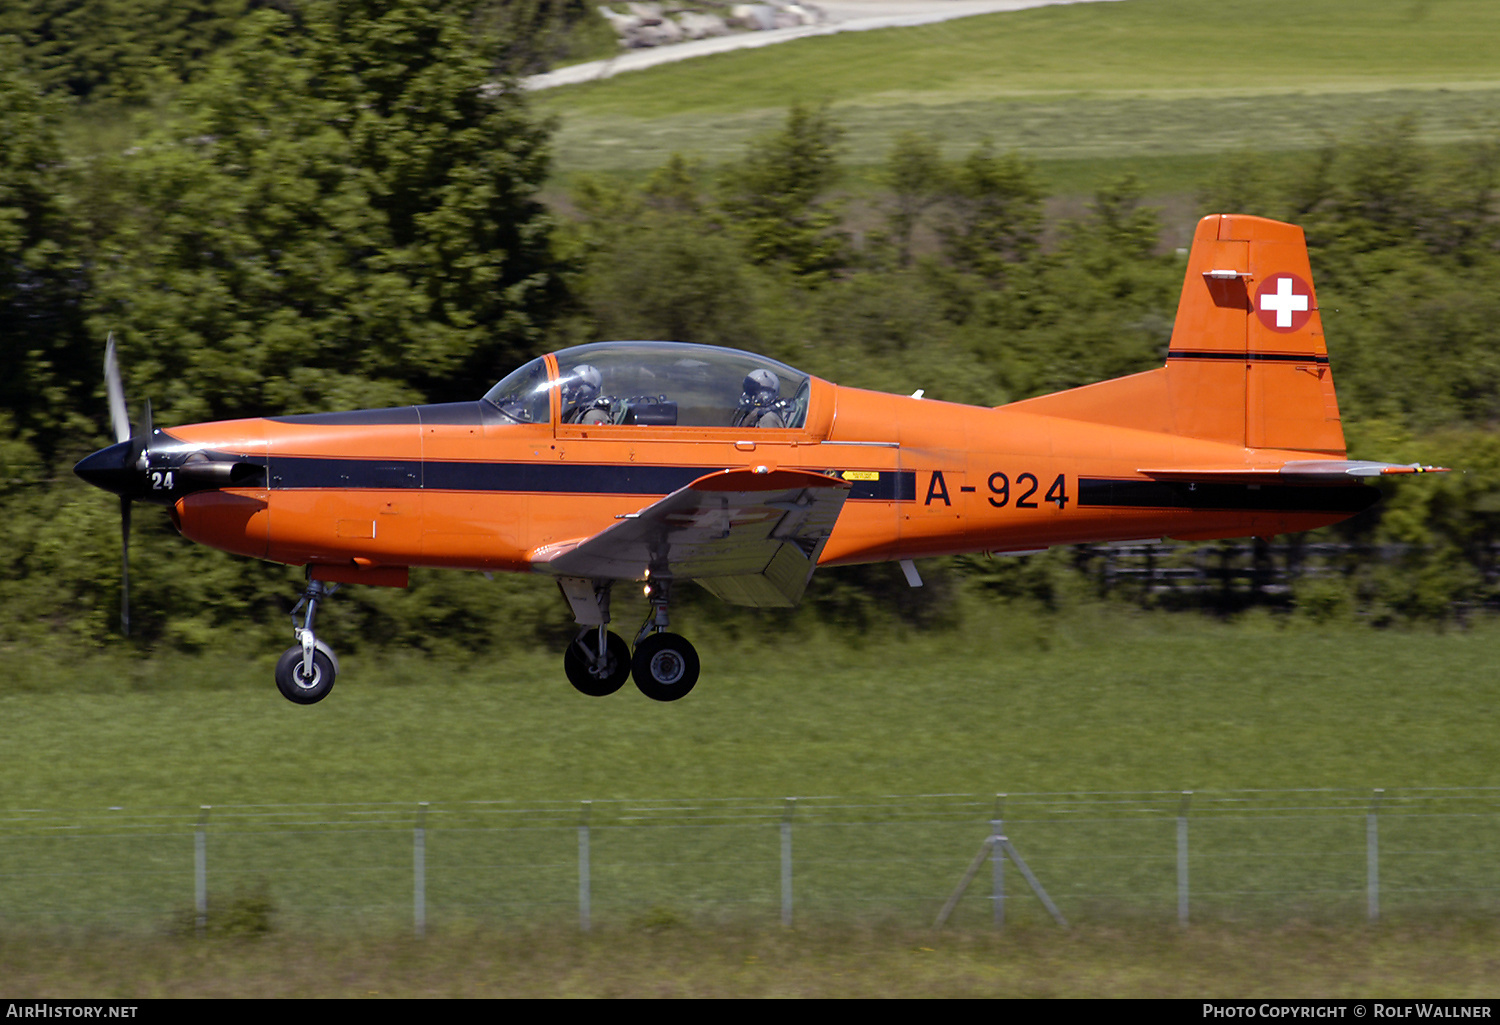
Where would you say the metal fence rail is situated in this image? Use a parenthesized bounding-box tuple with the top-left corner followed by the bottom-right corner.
(1, 788, 1498, 934)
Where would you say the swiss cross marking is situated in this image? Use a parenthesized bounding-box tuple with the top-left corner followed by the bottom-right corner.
(1255, 273, 1313, 333)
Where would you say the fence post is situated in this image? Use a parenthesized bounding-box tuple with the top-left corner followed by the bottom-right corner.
(1367, 788, 1384, 923)
(781, 797, 795, 927)
(195, 805, 210, 938)
(578, 800, 592, 932)
(1177, 791, 1192, 928)
(992, 794, 1007, 929)
(414, 802, 428, 939)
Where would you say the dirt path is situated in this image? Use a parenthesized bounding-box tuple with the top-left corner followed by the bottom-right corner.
(524, 0, 1127, 90)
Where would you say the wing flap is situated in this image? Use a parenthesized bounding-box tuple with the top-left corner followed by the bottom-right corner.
(536, 468, 850, 607)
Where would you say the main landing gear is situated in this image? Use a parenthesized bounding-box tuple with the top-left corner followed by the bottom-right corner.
(563, 627, 632, 696)
(275, 577, 340, 705)
(561, 578, 700, 702)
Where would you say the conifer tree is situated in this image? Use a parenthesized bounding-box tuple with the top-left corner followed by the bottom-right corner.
(91, 0, 567, 424)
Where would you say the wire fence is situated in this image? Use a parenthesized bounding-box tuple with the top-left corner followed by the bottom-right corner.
(3, 788, 1499, 935)
(1077, 540, 1500, 613)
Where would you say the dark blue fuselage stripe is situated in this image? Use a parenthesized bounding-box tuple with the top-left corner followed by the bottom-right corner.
(855, 473, 916, 502)
(1078, 477, 1378, 513)
(427, 461, 705, 495)
(268, 456, 915, 501)
(1167, 350, 1330, 364)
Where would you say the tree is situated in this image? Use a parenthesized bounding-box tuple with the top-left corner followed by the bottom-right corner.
(934, 141, 1043, 284)
(312, 0, 567, 394)
(718, 103, 849, 285)
(963, 175, 1175, 401)
(473, 0, 616, 75)
(1, 0, 248, 102)
(565, 155, 761, 349)
(878, 131, 948, 269)
(89, 1, 568, 425)
(0, 41, 89, 456)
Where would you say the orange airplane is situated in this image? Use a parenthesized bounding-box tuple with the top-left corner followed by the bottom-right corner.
(75, 214, 1444, 704)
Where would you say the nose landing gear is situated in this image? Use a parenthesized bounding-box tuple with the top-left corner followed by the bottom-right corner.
(275, 578, 340, 704)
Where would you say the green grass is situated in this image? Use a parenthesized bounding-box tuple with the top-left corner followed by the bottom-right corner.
(7, 612, 1500, 809)
(5, 921, 1500, 997)
(537, 0, 1500, 177)
(548, 0, 1500, 115)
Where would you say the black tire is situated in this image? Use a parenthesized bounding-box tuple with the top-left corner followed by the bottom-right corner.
(631, 632, 700, 702)
(564, 629, 631, 697)
(275, 645, 337, 705)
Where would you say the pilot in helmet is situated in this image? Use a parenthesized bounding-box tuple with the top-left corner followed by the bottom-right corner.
(734, 368, 785, 428)
(561, 364, 608, 424)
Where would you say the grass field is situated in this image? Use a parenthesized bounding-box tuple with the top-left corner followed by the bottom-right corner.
(6, 921, 1500, 997)
(538, 0, 1500, 181)
(8, 611, 1499, 809)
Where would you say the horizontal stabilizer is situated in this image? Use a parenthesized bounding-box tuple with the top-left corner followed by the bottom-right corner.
(1137, 461, 1450, 485)
(534, 467, 850, 607)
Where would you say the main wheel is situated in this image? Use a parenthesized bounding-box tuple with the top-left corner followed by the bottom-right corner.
(564, 629, 631, 697)
(632, 632, 700, 702)
(275, 644, 337, 705)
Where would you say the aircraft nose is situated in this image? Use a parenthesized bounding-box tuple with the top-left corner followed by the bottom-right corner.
(74, 440, 140, 498)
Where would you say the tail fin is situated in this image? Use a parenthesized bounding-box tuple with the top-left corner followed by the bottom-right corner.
(1006, 214, 1346, 456)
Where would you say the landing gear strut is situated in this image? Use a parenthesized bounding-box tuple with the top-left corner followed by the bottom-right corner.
(556, 576, 700, 701)
(631, 578, 699, 702)
(275, 577, 340, 704)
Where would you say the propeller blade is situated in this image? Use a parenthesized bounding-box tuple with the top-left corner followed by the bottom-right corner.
(105, 334, 131, 445)
(104, 333, 138, 635)
(119, 495, 131, 636)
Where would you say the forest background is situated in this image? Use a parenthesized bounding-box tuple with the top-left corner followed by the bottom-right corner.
(2, 0, 1499, 662)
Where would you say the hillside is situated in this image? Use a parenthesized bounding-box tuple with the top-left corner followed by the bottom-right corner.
(537, 0, 1500, 174)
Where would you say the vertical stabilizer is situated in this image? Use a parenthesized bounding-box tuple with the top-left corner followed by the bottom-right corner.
(1166, 214, 1344, 454)
(1002, 214, 1345, 457)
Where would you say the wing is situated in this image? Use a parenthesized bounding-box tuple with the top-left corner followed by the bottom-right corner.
(533, 468, 851, 607)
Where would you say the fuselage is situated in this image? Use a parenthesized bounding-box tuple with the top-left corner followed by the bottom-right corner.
(143, 376, 1370, 583)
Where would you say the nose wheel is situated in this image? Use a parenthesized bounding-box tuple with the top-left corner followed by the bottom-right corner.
(275, 642, 338, 704)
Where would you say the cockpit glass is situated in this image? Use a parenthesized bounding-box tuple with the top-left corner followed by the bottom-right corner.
(544, 342, 810, 429)
(481, 356, 552, 424)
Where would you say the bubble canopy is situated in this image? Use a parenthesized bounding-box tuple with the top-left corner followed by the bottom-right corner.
(482, 342, 811, 429)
